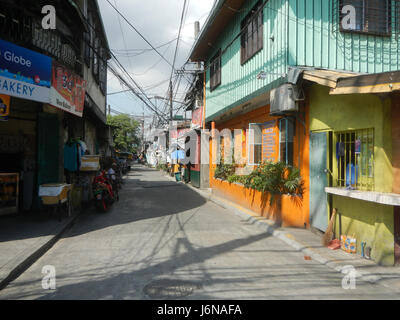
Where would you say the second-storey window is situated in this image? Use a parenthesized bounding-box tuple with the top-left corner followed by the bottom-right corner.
(340, 0, 391, 36)
(210, 50, 221, 91)
(241, 1, 263, 65)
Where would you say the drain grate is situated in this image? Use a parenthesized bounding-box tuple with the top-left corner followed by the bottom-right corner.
(143, 279, 201, 299)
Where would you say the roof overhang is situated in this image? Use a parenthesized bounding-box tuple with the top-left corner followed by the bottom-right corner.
(189, 0, 247, 62)
(301, 68, 400, 95)
(330, 70, 400, 95)
(302, 69, 359, 89)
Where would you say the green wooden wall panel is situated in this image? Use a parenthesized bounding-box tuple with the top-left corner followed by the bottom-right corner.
(288, 0, 400, 73)
(204, 0, 400, 122)
(205, 0, 289, 121)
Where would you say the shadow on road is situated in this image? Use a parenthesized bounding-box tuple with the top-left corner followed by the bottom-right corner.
(63, 165, 207, 238)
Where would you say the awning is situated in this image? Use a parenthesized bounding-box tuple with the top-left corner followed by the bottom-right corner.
(301, 68, 400, 95)
(330, 70, 400, 95)
(302, 69, 358, 89)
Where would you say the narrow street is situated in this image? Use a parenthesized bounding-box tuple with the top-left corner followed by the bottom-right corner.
(0, 165, 399, 300)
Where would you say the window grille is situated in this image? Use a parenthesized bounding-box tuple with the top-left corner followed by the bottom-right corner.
(334, 0, 400, 37)
(335, 129, 374, 191)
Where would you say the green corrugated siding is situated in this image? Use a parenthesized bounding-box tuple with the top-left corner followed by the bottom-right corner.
(205, 0, 400, 122)
(288, 0, 400, 73)
(205, 0, 289, 121)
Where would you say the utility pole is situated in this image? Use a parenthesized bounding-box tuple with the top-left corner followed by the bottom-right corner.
(142, 105, 145, 151)
(169, 80, 173, 122)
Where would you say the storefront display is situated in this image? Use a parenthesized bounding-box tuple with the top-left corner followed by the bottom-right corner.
(0, 173, 19, 216)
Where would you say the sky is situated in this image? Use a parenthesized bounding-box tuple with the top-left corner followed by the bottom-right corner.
(97, 0, 216, 122)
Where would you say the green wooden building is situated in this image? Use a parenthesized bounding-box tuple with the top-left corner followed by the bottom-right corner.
(189, 0, 400, 265)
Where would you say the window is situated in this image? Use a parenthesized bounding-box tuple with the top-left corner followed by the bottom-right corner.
(279, 117, 295, 166)
(84, 31, 91, 66)
(219, 130, 234, 164)
(241, 1, 263, 65)
(99, 48, 107, 95)
(336, 129, 374, 191)
(340, 0, 392, 36)
(93, 38, 99, 82)
(248, 123, 263, 165)
(210, 50, 221, 91)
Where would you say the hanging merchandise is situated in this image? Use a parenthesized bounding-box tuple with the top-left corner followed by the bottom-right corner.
(355, 138, 361, 154)
(78, 140, 87, 155)
(336, 141, 345, 160)
(64, 141, 79, 172)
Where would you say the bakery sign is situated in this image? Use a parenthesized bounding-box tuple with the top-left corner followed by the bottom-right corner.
(0, 39, 52, 103)
(49, 61, 87, 117)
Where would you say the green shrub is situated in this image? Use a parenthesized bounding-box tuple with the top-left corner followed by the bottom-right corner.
(214, 162, 235, 180)
(217, 161, 304, 204)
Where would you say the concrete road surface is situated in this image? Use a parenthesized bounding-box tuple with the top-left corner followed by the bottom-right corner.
(1, 165, 399, 300)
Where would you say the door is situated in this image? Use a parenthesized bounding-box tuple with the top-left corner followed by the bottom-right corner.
(310, 132, 328, 232)
(395, 207, 400, 265)
(34, 113, 60, 209)
(37, 113, 59, 185)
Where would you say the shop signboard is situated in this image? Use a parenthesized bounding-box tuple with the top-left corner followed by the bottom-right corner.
(0, 94, 10, 121)
(0, 39, 52, 103)
(49, 61, 87, 117)
(170, 128, 191, 150)
(191, 106, 203, 129)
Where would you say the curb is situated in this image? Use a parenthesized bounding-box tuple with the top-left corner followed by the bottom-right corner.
(158, 170, 383, 284)
(0, 213, 80, 291)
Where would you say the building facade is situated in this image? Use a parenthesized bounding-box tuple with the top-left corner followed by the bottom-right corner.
(0, 0, 110, 213)
(189, 0, 400, 265)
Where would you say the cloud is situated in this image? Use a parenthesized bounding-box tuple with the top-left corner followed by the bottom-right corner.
(98, 0, 215, 117)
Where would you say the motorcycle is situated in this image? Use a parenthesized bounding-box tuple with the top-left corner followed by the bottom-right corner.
(106, 165, 120, 201)
(92, 170, 115, 212)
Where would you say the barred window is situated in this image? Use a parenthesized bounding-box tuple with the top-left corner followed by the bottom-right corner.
(241, 1, 263, 65)
(210, 50, 221, 92)
(340, 0, 392, 36)
(336, 129, 374, 191)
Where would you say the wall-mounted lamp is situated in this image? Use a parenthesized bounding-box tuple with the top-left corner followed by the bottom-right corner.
(257, 71, 287, 79)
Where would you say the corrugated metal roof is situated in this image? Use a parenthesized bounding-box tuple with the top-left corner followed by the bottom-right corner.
(189, 0, 247, 62)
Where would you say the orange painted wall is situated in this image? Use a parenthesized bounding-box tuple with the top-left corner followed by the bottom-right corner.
(209, 103, 310, 228)
(392, 93, 400, 194)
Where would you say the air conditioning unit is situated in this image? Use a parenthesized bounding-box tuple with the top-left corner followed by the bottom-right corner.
(270, 83, 302, 116)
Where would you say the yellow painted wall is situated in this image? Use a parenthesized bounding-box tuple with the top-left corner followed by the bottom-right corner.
(309, 84, 394, 265)
(309, 84, 392, 193)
